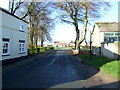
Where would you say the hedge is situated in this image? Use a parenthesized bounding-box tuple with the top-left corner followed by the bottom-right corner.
(28, 47, 54, 55)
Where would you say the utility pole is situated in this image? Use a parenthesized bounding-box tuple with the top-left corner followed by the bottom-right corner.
(90, 30, 92, 60)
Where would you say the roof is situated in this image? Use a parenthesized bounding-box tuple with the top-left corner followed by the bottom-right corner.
(94, 22, 119, 32)
(54, 41, 59, 43)
(0, 7, 28, 23)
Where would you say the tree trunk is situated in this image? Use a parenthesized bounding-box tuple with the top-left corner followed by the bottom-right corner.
(74, 22, 79, 50)
(78, 18, 88, 54)
(85, 38, 88, 47)
(41, 39, 44, 47)
(34, 39, 38, 48)
(78, 5, 88, 53)
(79, 18, 88, 45)
(31, 38, 34, 48)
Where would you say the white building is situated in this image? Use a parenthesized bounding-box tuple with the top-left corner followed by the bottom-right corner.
(0, 7, 28, 61)
(92, 22, 120, 59)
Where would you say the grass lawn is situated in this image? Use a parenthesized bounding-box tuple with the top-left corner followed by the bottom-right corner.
(54, 47, 72, 50)
(77, 55, 120, 79)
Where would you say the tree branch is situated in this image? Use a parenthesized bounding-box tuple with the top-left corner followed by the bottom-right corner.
(61, 19, 74, 24)
(12, 1, 23, 14)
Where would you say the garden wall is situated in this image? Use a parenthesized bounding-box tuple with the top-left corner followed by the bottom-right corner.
(92, 41, 120, 59)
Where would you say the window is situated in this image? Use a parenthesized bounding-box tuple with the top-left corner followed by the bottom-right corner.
(2, 38, 10, 56)
(19, 40, 25, 53)
(20, 21, 24, 31)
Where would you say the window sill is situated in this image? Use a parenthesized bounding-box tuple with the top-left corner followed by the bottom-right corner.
(19, 52, 25, 54)
(19, 30, 25, 32)
(2, 54, 10, 56)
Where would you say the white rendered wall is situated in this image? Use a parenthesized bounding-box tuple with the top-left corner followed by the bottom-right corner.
(0, 10, 2, 61)
(2, 11, 28, 60)
(92, 24, 101, 47)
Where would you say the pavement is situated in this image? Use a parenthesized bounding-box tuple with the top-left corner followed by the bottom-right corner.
(2, 49, 119, 89)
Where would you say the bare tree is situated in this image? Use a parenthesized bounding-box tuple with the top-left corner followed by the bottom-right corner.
(56, 2, 82, 50)
(78, 2, 110, 47)
(26, 2, 54, 48)
(56, 1, 110, 51)
(10, 1, 55, 48)
(9, 0, 23, 14)
(39, 17, 54, 47)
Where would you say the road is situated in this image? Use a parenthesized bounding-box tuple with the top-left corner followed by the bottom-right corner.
(2, 49, 99, 88)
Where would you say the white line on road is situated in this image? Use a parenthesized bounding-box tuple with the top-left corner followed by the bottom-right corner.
(42, 53, 59, 71)
(75, 56, 82, 62)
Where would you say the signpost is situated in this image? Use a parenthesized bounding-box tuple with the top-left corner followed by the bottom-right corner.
(104, 32, 120, 43)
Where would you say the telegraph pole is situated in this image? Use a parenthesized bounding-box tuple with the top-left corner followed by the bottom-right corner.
(90, 30, 92, 60)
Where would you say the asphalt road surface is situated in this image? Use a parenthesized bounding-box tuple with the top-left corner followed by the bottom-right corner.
(3, 49, 99, 88)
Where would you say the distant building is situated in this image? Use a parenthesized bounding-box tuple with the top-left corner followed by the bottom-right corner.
(92, 22, 120, 59)
(69, 41, 75, 47)
(54, 41, 68, 47)
(0, 8, 28, 61)
(47, 45, 53, 47)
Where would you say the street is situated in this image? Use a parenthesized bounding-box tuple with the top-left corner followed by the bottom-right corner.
(2, 50, 117, 88)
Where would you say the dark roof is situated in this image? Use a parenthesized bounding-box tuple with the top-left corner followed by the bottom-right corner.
(95, 22, 119, 32)
(54, 41, 59, 43)
(70, 41, 74, 43)
(0, 7, 28, 23)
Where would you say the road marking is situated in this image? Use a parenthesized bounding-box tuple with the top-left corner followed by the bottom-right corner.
(43, 54, 59, 70)
(72, 72, 75, 74)
(75, 56, 82, 62)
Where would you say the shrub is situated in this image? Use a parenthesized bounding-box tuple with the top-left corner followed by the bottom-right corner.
(40, 47, 46, 52)
(28, 47, 54, 55)
(28, 48, 38, 55)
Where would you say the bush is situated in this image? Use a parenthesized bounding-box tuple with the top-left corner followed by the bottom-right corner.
(28, 47, 54, 55)
(50, 47, 54, 50)
(40, 47, 46, 52)
(28, 48, 38, 55)
(45, 47, 54, 51)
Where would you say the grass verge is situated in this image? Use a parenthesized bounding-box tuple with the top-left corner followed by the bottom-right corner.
(54, 47, 72, 50)
(77, 55, 120, 80)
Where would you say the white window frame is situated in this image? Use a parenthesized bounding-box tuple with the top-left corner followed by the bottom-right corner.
(2, 41, 10, 55)
(20, 21, 24, 31)
(19, 42, 25, 53)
